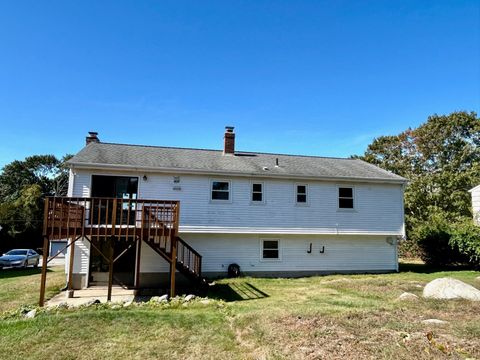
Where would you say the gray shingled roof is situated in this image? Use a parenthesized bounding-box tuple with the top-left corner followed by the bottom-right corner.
(68, 142, 406, 183)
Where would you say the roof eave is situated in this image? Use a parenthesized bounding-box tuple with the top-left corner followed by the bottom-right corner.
(68, 161, 408, 185)
(469, 185, 480, 192)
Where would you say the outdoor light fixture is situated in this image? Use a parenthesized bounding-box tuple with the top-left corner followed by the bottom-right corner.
(143, 175, 148, 181)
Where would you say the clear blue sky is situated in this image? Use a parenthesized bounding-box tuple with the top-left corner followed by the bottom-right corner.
(0, 0, 479, 168)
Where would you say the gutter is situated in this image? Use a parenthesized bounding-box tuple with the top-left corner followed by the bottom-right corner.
(68, 161, 408, 185)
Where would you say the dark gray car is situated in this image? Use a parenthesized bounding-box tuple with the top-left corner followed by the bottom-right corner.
(0, 249, 40, 269)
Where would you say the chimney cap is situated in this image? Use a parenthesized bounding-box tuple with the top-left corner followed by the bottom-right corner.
(86, 131, 100, 145)
(225, 126, 235, 133)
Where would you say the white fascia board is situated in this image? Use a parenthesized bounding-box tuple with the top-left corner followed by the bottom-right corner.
(469, 185, 480, 192)
(69, 162, 407, 185)
(178, 225, 404, 236)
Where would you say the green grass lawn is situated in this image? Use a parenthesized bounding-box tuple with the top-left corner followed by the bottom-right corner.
(0, 266, 65, 313)
(0, 263, 479, 359)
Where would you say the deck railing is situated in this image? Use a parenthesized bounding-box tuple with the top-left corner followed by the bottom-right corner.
(177, 237, 202, 276)
(43, 197, 180, 248)
(40, 196, 205, 306)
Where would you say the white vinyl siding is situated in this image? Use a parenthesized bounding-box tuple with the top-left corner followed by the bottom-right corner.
(65, 238, 90, 275)
(71, 233, 398, 279)
(69, 170, 403, 278)
(70, 170, 404, 235)
(139, 233, 398, 274)
(71, 171, 91, 197)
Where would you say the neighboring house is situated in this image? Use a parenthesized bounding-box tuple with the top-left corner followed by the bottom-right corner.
(48, 127, 406, 293)
(469, 185, 480, 224)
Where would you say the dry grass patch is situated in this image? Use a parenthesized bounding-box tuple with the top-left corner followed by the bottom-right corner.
(0, 261, 479, 359)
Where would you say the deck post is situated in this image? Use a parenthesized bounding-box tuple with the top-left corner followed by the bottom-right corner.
(107, 236, 115, 301)
(170, 202, 180, 297)
(169, 236, 177, 297)
(39, 236, 50, 307)
(134, 238, 142, 288)
(107, 199, 118, 301)
(39, 198, 51, 307)
(67, 236, 76, 294)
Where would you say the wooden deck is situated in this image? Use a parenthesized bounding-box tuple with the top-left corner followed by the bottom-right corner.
(43, 197, 180, 241)
(39, 197, 204, 306)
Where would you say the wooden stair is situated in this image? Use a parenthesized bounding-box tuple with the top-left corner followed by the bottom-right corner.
(143, 236, 207, 289)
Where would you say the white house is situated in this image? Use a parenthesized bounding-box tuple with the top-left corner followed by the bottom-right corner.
(469, 185, 480, 224)
(61, 127, 406, 290)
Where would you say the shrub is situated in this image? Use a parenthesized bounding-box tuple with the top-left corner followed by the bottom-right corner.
(450, 219, 480, 268)
(413, 215, 468, 266)
(398, 238, 422, 259)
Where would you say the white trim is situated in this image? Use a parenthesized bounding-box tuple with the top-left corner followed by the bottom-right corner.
(400, 182, 406, 238)
(250, 181, 265, 205)
(178, 225, 403, 236)
(337, 185, 356, 211)
(295, 183, 309, 206)
(67, 169, 74, 197)
(394, 238, 399, 272)
(469, 184, 480, 192)
(259, 238, 282, 261)
(209, 179, 232, 204)
(69, 163, 407, 184)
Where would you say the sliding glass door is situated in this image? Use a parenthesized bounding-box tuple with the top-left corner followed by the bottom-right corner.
(90, 175, 139, 225)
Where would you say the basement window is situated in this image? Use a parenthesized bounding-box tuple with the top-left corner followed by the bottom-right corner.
(262, 239, 280, 260)
(296, 184, 308, 204)
(338, 187, 354, 209)
(251, 183, 264, 203)
(211, 181, 230, 201)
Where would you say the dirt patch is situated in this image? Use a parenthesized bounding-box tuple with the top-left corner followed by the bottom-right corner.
(260, 312, 479, 360)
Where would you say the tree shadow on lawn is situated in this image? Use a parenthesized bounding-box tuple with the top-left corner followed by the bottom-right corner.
(399, 261, 475, 274)
(0, 267, 54, 279)
(208, 282, 269, 302)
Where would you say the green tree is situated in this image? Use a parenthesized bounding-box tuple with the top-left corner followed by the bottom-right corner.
(356, 111, 480, 257)
(0, 154, 72, 251)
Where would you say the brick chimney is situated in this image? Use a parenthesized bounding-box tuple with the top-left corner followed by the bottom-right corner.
(86, 131, 100, 145)
(223, 126, 235, 155)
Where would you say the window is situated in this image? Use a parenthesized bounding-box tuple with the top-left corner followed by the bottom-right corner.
(262, 240, 279, 259)
(91, 175, 138, 199)
(251, 183, 263, 203)
(338, 187, 354, 209)
(211, 181, 230, 201)
(296, 184, 307, 204)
